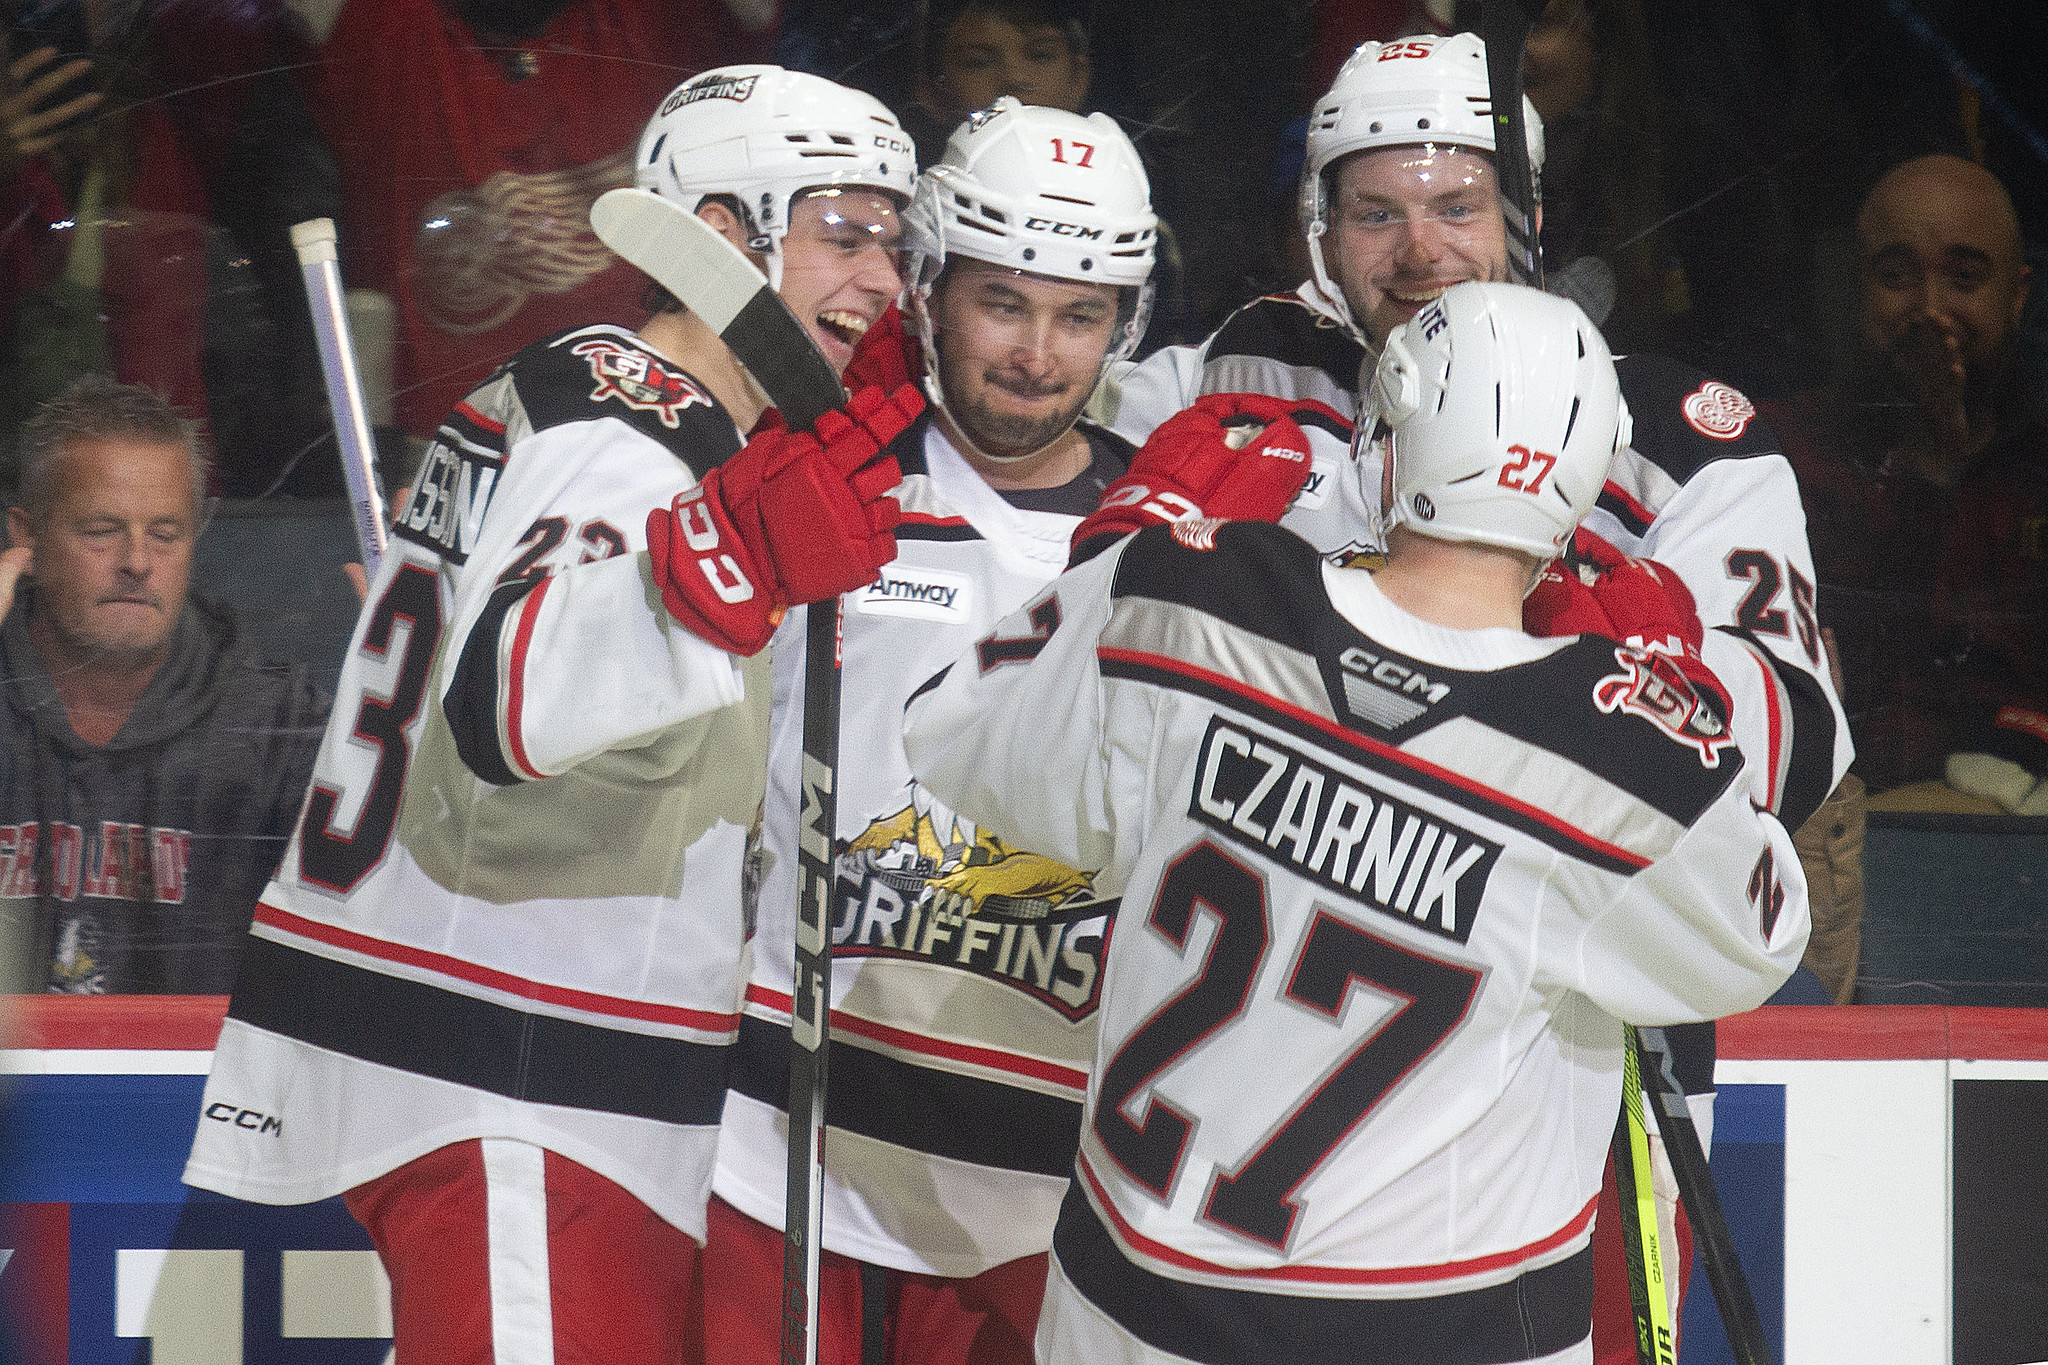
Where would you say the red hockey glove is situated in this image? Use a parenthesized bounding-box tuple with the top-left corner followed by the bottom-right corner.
(1071, 393, 1314, 563)
(1527, 528, 1730, 719)
(648, 384, 921, 655)
(841, 302, 922, 397)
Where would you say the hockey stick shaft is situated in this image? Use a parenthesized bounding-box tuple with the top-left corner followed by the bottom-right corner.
(1613, 1029, 1676, 1365)
(1635, 1025, 1776, 1365)
(1481, 0, 1546, 290)
(290, 218, 388, 577)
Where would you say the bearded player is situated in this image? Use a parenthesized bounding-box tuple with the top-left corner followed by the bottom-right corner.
(1084, 34, 1849, 1357)
(905, 281, 1808, 1365)
(184, 67, 918, 1363)
(702, 97, 1316, 1365)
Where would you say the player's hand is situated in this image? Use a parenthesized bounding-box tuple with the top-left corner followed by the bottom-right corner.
(840, 302, 921, 397)
(1946, 704, 2048, 815)
(2, 47, 101, 174)
(647, 383, 921, 655)
(1527, 528, 1730, 717)
(1070, 393, 1313, 564)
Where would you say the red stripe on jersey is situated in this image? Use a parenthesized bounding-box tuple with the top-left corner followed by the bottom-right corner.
(746, 984, 1089, 1092)
(1096, 646, 1651, 872)
(1746, 644, 1786, 812)
(454, 400, 505, 435)
(255, 903, 740, 1033)
(1601, 480, 1657, 531)
(898, 512, 973, 529)
(1287, 397, 1354, 432)
(1078, 1152, 1598, 1286)
(503, 576, 553, 781)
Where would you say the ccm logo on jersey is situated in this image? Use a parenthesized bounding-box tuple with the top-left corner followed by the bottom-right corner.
(1337, 645, 1450, 731)
(1593, 644, 1735, 767)
(1190, 719, 1500, 944)
(204, 1101, 282, 1136)
(854, 565, 972, 622)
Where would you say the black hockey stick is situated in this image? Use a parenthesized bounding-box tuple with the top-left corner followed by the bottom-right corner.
(1635, 1025, 1777, 1365)
(1481, 0, 1546, 289)
(591, 187, 847, 1365)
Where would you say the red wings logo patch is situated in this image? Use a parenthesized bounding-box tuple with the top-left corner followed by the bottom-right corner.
(572, 338, 711, 428)
(1592, 644, 1736, 767)
(1680, 380, 1756, 441)
(1169, 517, 1227, 551)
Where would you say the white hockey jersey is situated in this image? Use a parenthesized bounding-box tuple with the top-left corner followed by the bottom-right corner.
(903, 521, 1809, 1365)
(714, 416, 1132, 1276)
(1098, 285, 1852, 836)
(184, 325, 767, 1241)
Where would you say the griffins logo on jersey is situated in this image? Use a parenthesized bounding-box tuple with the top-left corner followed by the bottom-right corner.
(1191, 718, 1501, 944)
(660, 72, 759, 114)
(1593, 643, 1736, 767)
(572, 338, 712, 428)
(830, 795, 1107, 1020)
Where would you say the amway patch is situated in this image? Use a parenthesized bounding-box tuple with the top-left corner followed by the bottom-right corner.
(855, 566, 972, 622)
(1292, 455, 1337, 510)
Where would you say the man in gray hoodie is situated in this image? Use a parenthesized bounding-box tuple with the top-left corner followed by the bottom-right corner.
(0, 375, 327, 993)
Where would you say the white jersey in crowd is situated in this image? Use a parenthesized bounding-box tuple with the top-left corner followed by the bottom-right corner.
(714, 414, 1132, 1276)
(903, 520, 1809, 1365)
(185, 324, 767, 1241)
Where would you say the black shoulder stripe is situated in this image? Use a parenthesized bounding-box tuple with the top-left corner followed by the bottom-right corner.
(1717, 625, 1840, 829)
(1595, 485, 1654, 537)
(888, 409, 931, 476)
(1110, 521, 1328, 654)
(512, 326, 743, 479)
(1614, 353, 1782, 485)
(1205, 295, 1369, 392)
(1290, 406, 1354, 442)
(442, 578, 541, 787)
(906, 662, 952, 708)
(897, 520, 983, 543)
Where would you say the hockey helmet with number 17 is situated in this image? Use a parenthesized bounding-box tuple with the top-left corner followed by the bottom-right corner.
(1301, 33, 1547, 339)
(1371, 281, 1628, 558)
(902, 98, 1158, 429)
(624, 64, 917, 290)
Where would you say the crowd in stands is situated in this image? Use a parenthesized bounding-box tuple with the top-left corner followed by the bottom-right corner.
(0, 0, 2043, 1002)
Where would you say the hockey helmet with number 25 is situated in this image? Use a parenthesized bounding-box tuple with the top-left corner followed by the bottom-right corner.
(903, 98, 1158, 404)
(1372, 281, 1628, 558)
(628, 64, 917, 289)
(1301, 34, 1546, 338)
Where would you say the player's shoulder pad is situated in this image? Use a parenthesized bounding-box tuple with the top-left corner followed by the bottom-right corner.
(1204, 295, 1367, 399)
(1614, 352, 1782, 484)
(1479, 634, 1746, 826)
(1110, 519, 1326, 653)
(509, 324, 743, 478)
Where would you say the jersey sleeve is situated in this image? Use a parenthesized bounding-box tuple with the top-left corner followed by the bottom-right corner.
(1561, 771, 1811, 1025)
(1092, 344, 1207, 449)
(432, 410, 747, 785)
(902, 545, 1140, 893)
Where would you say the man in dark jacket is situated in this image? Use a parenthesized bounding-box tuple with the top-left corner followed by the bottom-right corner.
(0, 375, 327, 993)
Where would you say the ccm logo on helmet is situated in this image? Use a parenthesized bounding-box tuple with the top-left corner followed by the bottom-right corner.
(205, 1101, 283, 1136)
(1024, 218, 1104, 240)
(874, 134, 913, 155)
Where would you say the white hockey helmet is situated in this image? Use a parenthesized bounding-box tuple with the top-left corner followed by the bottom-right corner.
(1371, 281, 1628, 559)
(903, 97, 1157, 454)
(1301, 33, 1546, 337)
(628, 65, 917, 288)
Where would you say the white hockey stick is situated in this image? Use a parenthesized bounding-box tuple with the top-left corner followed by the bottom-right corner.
(290, 218, 388, 577)
(592, 186, 846, 1365)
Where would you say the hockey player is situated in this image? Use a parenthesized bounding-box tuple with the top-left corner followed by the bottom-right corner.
(182, 66, 918, 1363)
(904, 282, 1809, 1365)
(1088, 34, 1849, 1355)
(702, 97, 1310, 1365)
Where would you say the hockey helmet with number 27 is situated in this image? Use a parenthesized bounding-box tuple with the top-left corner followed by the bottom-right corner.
(1301, 34, 1546, 338)
(627, 64, 917, 289)
(1371, 281, 1628, 558)
(902, 98, 1159, 400)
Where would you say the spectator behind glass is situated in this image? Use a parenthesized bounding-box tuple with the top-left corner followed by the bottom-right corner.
(0, 1, 344, 497)
(0, 376, 328, 994)
(293, 0, 776, 440)
(1767, 154, 2046, 807)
